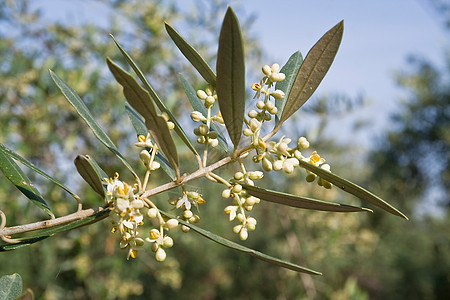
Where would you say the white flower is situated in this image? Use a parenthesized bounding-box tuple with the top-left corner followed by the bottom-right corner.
(176, 194, 191, 210)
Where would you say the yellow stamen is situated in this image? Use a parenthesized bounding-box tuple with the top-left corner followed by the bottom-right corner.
(138, 135, 146, 143)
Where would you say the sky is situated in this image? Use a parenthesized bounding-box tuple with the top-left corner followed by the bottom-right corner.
(34, 0, 449, 147)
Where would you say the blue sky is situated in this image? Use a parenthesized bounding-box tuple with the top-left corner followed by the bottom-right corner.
(34, 0, 448, 146)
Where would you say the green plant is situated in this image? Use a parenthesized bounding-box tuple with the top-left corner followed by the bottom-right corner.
(0, 7, 407, 276)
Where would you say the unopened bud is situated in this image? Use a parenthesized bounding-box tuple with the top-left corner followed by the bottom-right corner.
(262, 157, 272, 171)
(166, 218, 179, 229)
(155, 248, 166, 262)
(147, 208, 158, 219)
(234, 172, 244, 180)
(232, 184, 243, 193)
(191, 111, 205, 122)
(256, 101, 265, 110)
(262, 65, 271, 76)
(222, 189, 231, 198)
(162, 236, 174, 248)
(183, 210, 193, 219)
(297, 137, 310, 149)
(270, 63, 280, 73)
(140, 150, 151, 165)
(197, 90, 207, 100)
(239, 228, 248, 240)
(271, 89, 285, 100)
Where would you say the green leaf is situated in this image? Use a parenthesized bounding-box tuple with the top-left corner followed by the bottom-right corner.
(178, 73, 229, 153)
(216, 7, 246, 151)
(110, 35, 199, 158)
(0, 273, 22, 300)
(298, 160, 408, 219)
(74, 155, 108, 198)
(159, 210, 321, 275)
(107, 58, 180, 179)
(277, 20, 344, 128)
(125, 105, 176, 180)
(49, 70, 138, 180)
(0, 144, 80, 202)
(242, 184, 372, 213)
(0, 207, 110, 251)
(274, 51, 303, 125)
(0, 150, 53, 217)
(165, 22, 217, 86)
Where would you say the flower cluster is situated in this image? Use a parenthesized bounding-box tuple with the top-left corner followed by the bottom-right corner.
(106, 174, 145, 259)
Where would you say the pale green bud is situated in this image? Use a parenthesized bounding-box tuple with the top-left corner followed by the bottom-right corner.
(205, 85, 214, 96)
(198, 124, 209, 136)
(265, 101, 275, 110)
(222, 189, 231, 198)
(181, 225, 190, 233)
(232, 184, 243, 193)
(237, 213, 245, 222)
(256, 101, 265, 110)
(306, 173, 316, 182)
(273, 160, 283, 171)
(233, 225, 243, 234)
(191, 111, 205, 122)
(208, 131, 218, 139)
(243, 128, 253, 136)
(205, 95, 215, 107)
(197, 136, 206, 144)
(297, 137, 310, 149)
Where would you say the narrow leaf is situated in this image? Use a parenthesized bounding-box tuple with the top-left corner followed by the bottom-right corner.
(0, 273, 22, 300)
(179, 73, 229, 153)
(107, 58, 180, 179)
(0, 144, 80, 201)
(278, 21, 344, 127)
(0, 150, 53, 217)
(298, 160, 408, 219)
(125, 105, 176, 180)
(275, 51, 303, 124)
(49, 70, 138, 180)
(110, 35, 199, 158)
(165, 22, 217, 85)
(74, 155, 108, 198)
(0, 207, 109, 251)
(242, 184, 372, 213)
(216, 7, 245, 151)
(160, 210, 321, 275)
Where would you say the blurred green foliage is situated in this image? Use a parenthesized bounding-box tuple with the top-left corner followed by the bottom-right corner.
(0, 0, 448, 299)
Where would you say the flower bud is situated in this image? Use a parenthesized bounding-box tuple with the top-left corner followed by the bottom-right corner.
(131, 199, 144, 209)
(249, 118, 260, 132)
(167, 121, 175, 130)
(139, 150, 151, 165)
(183, 210, 193, 219)
(181, 225, 190, 233)
(197, 136, 206, 144)
(150, 161, 160, 170)
(262, 65, 271, 76)
(287, 157, 299, 167)
(245, 196, 257, 206)
(256, 101, 265, 110)
(262, 157, 272, 171)
(187, 191, 199, 199)
(232, 184, 243, 193)
(237, 213, 245, 222)
(162, 236, 174, 248)
(133, 237, 145, 247)
(151, 242, 159, 252)
(246, 222, 256, 231)
(270, 73, 286, 82)
(239, 228, 248, 240)
(265, 101, 275, 110)
(323, 180, 332, 189)
(155, 248, 166, 262)
(269, 106, 278, 115)
(248, 171, 263, 180)
(234, 172, 244, 180)
(197, 90, 207, 100)
(320, 164, 331, 171)
(147, 208, 158, 219)
(297, 137, 310, 149)
(271, 89, 285, 100)
(189, 214, 200, 223)
(243, 128, 253, 136)
(166, 218, 179, 229)
(208, 131, 218, 139)
(205, 85, 214, 96)
(205, 95, 215, 107)
(264, 112, 272, 121)
(283, 161, 294, 174)
(234, 224, 244, 234)
(198, 124, 209, 136)
(270, 63, 280, 73)
(222, 189, 231, 198)
(191, 111, 205, 122)
(306, 173, 316, 182)
(273, 160, 283, 171)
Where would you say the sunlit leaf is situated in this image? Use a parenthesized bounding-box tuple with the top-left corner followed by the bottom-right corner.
(274, 51, 303, 125)
(0, 207, 110, 251)
(0, 144, 80, 202)
(49, 70, 138, 180)
(179, 73, 229, 153)
(110, 35, 199, 158)
(159, 210, 321, 275)
(216, 7, 245, 151)
(0, 273, 22, 300)
(74, 155, 108, 198)
(277, 20, 344, 128)
(107, 58, 180, 179)
(298, 160, 408, 219)
(125, 105, 176, 180)
(0, 150, 53, 217)
(242, 184, 372, 213)
(165, 22, 216, 85)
